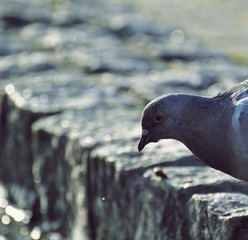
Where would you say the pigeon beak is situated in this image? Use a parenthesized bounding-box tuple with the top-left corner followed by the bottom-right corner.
(138, 129, 149, 152)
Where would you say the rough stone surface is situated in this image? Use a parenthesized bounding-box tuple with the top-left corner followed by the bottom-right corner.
(0, 0, 248, 239)
(143, 167, 248, 240)
(31, 107, 140, 238)
(187, 193, 248, 240)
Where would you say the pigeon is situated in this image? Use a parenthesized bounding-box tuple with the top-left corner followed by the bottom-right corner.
(138, 79, 248, 181)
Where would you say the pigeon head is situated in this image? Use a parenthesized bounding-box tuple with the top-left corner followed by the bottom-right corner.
(138, 94, 187, 151)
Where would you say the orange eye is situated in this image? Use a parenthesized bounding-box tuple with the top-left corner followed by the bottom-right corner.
(153, 113, 164, 123)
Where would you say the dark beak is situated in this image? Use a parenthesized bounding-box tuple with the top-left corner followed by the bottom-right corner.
(138, 129, 149, 151)
(138, 136, 148, 151)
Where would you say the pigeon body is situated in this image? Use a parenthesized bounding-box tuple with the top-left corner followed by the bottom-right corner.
(138, 80, 248, 181)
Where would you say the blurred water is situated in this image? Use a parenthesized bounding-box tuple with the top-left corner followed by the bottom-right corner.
(102, 0, 248, 62)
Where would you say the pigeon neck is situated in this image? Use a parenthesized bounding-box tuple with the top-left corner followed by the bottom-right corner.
(176, 94, 232, 169)
(177, 94, 216, 127)
(177, 94, 228, 140)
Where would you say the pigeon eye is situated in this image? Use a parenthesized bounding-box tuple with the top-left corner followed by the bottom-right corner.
(153, 113, 164, 123)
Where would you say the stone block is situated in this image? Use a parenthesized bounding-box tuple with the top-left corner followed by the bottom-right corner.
(187, 193, 248, 240)
(141, 166, 248, 240)
(0, 71, 141, 193)
(31, 105, 140, 238)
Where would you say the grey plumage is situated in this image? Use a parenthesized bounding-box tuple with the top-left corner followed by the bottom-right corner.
(138, 80, 248, 181)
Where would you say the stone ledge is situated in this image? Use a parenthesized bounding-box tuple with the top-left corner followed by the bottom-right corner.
(140, 167, 248, 240)
(1, 71, 248, 239)
(1, 1, 248, 239)
(1, 84, 247, 238)
(31, 107, 140, 238)
(187, 193, 248, 240)
(30, 102, 207, 239)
